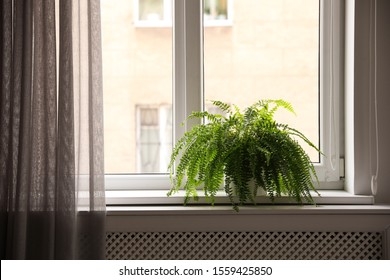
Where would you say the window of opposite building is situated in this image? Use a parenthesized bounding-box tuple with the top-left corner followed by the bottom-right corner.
(133, 0, 232, 27)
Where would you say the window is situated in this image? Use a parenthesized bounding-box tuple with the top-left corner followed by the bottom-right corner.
(136, 105, 172, 173)
(204, 0, 228, 20)
(134, 0, 232, 27)
(203, 0, 232, 26)
(102, 0, 344, 194)
(134, 0, 172, 27)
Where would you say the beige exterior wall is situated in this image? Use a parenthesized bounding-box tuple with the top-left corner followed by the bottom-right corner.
(102, 0, 319, 173)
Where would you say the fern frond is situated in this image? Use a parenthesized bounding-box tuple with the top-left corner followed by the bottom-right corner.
(211, 100, 232, 113)
(167, 99, 321, 211)
(186, 111, 224, 124)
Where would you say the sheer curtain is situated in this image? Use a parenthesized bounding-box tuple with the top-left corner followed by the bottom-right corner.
(0, 0, 106, 259)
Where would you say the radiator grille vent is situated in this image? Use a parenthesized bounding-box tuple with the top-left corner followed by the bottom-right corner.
(106, 231, 382, 260)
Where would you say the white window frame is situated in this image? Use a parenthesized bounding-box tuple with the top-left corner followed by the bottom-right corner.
(316, 0, 343, 189)
(105, 0, 374, 205)
(133, 0, 233, 27)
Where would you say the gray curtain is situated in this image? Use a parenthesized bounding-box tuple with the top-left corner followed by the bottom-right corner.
(0, 0, 106, 259)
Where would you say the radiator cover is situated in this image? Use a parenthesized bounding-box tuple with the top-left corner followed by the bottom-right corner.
(106, 231, 382, 260)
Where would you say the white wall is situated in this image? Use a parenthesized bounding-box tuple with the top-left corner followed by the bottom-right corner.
(375, 0, 390, 204)
(352, 0, 390, 203)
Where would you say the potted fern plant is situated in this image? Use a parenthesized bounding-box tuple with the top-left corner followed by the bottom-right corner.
(167, 99, 320, 211)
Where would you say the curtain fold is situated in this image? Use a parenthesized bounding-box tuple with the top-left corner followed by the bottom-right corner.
(0, 0, 106, 259)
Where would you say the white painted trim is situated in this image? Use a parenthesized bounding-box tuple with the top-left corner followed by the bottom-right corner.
(105, 174, 171, 190)
(317, 0, 343, 183)
(174, 0, 203, 141)
(345, 0, 355, 194)
(106, 189, 374, 205)
(107, 204, 390, 214)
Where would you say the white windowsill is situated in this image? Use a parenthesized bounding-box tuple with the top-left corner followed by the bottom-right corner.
(107, 204, 390, 215)
(106, 189, 374, 207)
(105, 191, 390, 233)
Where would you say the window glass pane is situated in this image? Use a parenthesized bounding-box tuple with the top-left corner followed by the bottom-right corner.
(101, 0, 173, 174)
(204, 0, 320, 162)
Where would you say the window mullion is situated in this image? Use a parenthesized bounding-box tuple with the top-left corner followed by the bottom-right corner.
(174, 0, 203, 145)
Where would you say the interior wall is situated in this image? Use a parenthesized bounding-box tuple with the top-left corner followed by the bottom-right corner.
(375, 0, 390, 204)
(352, 0, 389, 203)
(352, 0, 371, 195)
